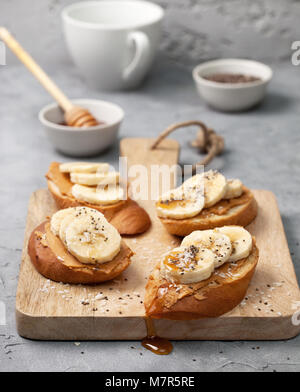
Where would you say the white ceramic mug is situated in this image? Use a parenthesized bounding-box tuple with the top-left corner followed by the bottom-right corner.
(62, 0, 164, 90)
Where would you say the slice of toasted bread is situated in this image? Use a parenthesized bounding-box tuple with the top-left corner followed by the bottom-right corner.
(158, 187, 257, 236)
(28, 222, 134, 284)
(46, 162, 151, 235)
(144, 241, 258, 320)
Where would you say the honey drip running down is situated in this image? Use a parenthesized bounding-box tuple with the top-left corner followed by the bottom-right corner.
(142, 317, 173, 355)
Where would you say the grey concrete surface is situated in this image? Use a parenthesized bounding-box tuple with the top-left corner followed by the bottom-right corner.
(1, 0, 300, 67)
(0, 55, 300, 372)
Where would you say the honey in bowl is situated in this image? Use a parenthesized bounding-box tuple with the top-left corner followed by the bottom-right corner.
(58, 120, 105, 127)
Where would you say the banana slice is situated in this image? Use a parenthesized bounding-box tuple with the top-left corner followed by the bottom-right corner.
(216, 226, 252, 262)
(160, 245, 215, 284)
(181, 229, 232, 267)
(71, 184, 124, 205)
(70, 171, 120, 186)
(156, 170, 229, 219)
(203, 170, 227, 207)
(50, 207, 89, 244)
(156, 182, 204, 220)
(223, 179, 243, 199)
(59, 208, 83, 244)
(184, 171, 227, 208)
(183, 173, 203, 187)
(50, 207, 76, 236)
(64, 208, 121, 264)
(59, 162, 109, 173)
(59, 162, 109, 174)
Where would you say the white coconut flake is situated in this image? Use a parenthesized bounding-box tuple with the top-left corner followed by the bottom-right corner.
(273, 282, 283, 287)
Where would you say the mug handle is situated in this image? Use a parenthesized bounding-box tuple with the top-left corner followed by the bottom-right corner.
(123, 31, 151, 83)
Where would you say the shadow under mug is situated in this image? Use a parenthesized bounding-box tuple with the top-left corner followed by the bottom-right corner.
(62, 0, 164, 91)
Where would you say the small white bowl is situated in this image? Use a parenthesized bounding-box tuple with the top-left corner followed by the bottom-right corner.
(192, 59, 273, 112)
(39, 99, 124, 156)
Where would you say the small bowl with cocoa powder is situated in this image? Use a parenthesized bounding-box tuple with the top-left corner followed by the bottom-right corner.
(193, 59, 273, 112)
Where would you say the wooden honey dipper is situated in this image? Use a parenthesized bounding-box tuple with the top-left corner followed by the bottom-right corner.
(0, 27, 99, 128)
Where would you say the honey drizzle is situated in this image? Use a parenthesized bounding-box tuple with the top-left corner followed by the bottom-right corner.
(141, 317, 173, 355)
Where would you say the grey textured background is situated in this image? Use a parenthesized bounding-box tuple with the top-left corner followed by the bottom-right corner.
(1, 0, 300, 373)
(2, 0, 300, 67)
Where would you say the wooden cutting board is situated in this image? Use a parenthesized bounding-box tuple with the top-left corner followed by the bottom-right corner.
(16, 138, 300, 340)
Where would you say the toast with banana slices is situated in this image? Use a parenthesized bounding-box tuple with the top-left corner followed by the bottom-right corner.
(156, 170, 257, 236)
(28, 207, 133, 284)
(46, 162, 151, 235)
(144, 226, 259, 320)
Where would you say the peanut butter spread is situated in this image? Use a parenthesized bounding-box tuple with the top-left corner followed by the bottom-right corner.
(46, 162, 75, 197)
(35, 222, 131, 274)
(199, 187, 252, 218)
